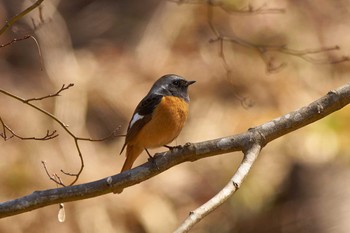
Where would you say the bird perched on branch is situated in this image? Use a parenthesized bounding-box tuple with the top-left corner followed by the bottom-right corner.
(120, 74, 195, 172)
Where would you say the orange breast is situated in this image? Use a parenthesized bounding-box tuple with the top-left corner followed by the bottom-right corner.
(131, 96, 189, 148)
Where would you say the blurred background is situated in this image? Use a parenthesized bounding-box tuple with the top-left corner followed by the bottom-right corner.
(1, 0, 350, 232)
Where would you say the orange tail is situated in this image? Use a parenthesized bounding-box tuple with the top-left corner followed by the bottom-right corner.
(121, 145, 143, 172)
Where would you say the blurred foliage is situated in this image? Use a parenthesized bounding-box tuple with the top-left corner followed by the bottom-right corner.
(1, 0, 350, 232)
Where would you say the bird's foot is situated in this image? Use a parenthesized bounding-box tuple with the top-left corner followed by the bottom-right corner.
(163, 144, 183, 151)
(146, 149, 159, 170)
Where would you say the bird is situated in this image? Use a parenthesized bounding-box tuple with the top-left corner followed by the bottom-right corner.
(120, 74, 195, 172)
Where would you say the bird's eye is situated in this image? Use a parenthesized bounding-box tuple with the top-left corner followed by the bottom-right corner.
(173, 80, 180, 86)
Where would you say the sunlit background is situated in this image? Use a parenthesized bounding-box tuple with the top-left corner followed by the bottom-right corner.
(1, 0, 350, 232)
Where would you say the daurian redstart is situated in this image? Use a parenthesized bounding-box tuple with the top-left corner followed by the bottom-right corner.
(120, 74, 195, 172)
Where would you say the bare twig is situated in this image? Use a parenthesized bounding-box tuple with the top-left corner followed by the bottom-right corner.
(77, 125, 123, 142)
(173, 1, 348, 75)
(0, 35, 30, 48)
(0, 117, 58, 141)
(0, 85, 122, 186)
(0, 0, 45, 36)
(257, 45, 350, 68)
(0, 35, 44, 70)
(0, 87, 79, 185)
(24, 84, 74, 102)
(0, 0, 46, 69)
(0, 82, 349, 219)
(169, 0, 285, 14)
(41, 161, 66, 187)
(209, 34, 349, 74)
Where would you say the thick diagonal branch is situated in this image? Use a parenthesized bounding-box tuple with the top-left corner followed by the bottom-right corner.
(0, 83, 349, 218)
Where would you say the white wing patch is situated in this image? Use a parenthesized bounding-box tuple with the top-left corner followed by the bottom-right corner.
(129, 113, 144, 129)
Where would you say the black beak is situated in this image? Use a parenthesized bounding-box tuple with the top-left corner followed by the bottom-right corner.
(186, 80, 196, 86)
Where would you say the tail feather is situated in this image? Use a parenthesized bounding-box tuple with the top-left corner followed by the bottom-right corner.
(121, 145, 143, 172)
(120, 143, 127, 155)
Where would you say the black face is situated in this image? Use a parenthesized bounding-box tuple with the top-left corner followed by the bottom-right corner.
(167, 78, 195, 102)
(151, 74, 195, 102)
(169, 78, 188, 92)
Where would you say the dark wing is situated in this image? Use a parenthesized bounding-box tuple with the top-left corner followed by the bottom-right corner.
(120, 94, 163, 154)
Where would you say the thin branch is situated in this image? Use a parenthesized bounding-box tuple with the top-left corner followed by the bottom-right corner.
(76, 125, 123, 142)
(0, 86, 81, 185)
(0, 35, 30, 48)
(0, 82, 349, 219)
(0, 117, 58, 141)
(169, 0, 285, 14)
(210, 34, 349, 74)
(24, 84, 74, 102)
(0, 85, 122, 186)
(262, 45, 350, 65)
(0, 87, 73, 132)
(41, 161, 66, 187)
(207, 4, 254, 108)
(174, 144, 262, 233)
(192, 1, 349, 74)
(59, 139, 84, 184)
(0, 35, 44, 70)
(0, 0, 46, 69)
(0, 0, 45, 36)
(0, 86, 78, 185)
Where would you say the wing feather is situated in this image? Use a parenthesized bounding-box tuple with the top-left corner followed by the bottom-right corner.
(120, 94, 162, 154)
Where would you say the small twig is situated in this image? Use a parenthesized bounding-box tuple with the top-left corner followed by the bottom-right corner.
(41, 161, 66, 187)
(179, 1, 350, 74)
(169, 0, 285, 14)
(0, 35, 31, 48)
(266, 45, 350, 64)
(0, 117, 58, 141)
(211, 34, 349, 74)
(77, 125, 124, 142)
(24, 84, 74, 102)
(60, 139, 84, 185)
(0, 0, 45, 36)
(216, 1, 285, 15)
(0, 35, 44, 70)
(0, 85, 82, 185)
(1, 84, 123, 186)
(0, 0, 46, 69)
(55, 175, 64, 186)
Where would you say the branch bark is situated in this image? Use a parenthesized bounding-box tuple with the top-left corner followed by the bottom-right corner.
(0, 83, 349, 219)
(174, 144, 262, 233)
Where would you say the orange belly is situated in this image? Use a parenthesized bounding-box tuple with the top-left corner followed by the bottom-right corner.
(130, 96, 189, 148)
